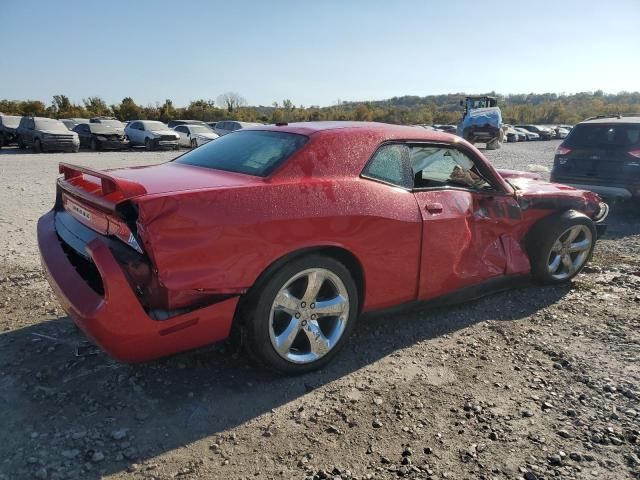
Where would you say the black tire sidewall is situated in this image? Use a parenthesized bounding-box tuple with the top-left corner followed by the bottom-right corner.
(242, 254, 359, 375)
(34, 139, 41, 153)
(527, 210, 597, 284)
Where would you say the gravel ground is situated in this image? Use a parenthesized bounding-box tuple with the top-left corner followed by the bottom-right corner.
(0, 141, 638, 480)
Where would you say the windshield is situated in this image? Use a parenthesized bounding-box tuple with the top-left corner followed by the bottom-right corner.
(35, 119, 68, 131)
(143, 121, 168, 131)
(175, 130, 308, 177)
(190, 125, 213, 134)
(565, 124, 640, 148)
(99, 119, 124, 128)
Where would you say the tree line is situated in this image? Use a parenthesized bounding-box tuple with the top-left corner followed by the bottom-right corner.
(1, 90, 639, 126)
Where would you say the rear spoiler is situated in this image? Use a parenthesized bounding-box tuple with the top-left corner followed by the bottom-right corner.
(58, 163, 147, 212)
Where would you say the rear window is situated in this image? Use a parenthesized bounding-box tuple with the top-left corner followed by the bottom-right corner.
(174, 130, 308, 177)
(565, 123, 640, 148)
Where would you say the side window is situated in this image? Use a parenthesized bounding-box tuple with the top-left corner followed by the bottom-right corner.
(363, 144, 412, 188)
(411, 146, 491, 190)
(232, 122, 241, 131)
(175, 126, 186, 133)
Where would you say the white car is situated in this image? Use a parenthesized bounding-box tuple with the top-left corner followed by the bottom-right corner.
(555, 127, 570, 139)
(124, 120, 180, 150)
(173, 124, 219, 148)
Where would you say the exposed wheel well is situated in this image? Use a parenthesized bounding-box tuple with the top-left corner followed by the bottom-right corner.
(248, 246, 365, 313)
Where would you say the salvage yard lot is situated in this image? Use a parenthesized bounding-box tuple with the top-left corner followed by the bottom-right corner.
(0, 141, 639, 480)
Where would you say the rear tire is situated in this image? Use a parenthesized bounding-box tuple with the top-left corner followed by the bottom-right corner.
(33, 139, 42, 153)
(240, 254, 359, 375)
(190, 139, 197, 149)
(526, 210, 596, 284)
(145, 138, 153, 151)
(90, 138, 99, 151)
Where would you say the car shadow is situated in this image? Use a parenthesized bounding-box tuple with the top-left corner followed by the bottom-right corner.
(0, 281, 569, 478)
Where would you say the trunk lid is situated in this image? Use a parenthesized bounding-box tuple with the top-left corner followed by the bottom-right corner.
(56, 162, 262, 252)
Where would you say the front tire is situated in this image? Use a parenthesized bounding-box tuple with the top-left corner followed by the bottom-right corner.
(90, 138, 99, 151)
(526, 210, 596, 284)
(33, 139, 42, 153)
(145, 138, 153, 151)
(190, 138, 197, 149)
(241, 254, 359, 374)
(486, 138, 502, 150)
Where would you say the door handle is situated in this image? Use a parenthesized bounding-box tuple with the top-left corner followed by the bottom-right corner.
(425, 202, 443, 214)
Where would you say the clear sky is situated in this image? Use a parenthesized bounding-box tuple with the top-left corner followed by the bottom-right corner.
(2, 0, 639, 107)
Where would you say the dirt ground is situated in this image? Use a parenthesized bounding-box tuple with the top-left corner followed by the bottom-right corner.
(0, 142, 638, 480)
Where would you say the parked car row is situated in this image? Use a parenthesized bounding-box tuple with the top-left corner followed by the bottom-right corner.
(0, 114, 265, 152)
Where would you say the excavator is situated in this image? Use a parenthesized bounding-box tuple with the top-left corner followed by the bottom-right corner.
(457, 96, 504, 150)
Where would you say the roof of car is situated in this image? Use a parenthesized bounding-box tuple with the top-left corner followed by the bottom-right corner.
(250, 121, 460, 141)
(581, 115, 640, 124)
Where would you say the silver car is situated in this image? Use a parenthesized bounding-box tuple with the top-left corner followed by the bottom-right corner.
(173, 124, 219, 148)
(214, 120, 262, 136)
(124, 120, 180, 150)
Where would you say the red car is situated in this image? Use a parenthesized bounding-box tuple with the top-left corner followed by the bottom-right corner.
(38, 122, 608, 374)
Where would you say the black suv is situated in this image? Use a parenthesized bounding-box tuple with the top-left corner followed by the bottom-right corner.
(515, 124, 554, 140)
(551, 115, 640, 200)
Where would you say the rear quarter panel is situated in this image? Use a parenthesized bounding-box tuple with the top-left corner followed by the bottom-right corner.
(135, 178, 423, 312)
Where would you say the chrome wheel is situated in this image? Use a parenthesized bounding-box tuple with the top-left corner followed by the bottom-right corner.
(547, 224, 593, 280)
(269, 268, 349, 364)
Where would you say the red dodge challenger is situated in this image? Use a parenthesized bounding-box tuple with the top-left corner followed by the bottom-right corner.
(37, 122, 608, 373)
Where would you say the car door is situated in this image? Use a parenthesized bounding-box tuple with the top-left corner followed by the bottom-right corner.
(175, 125, 188, 146)
(408, 143, 526, 300)
(127, 122, 142, 145)
(25, 118, 36, 145)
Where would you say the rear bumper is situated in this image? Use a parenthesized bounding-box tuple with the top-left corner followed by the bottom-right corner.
(37, 210, 239, 362)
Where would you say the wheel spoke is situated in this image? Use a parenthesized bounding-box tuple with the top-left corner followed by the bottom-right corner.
(273, 289, 300, 315)
(562, 254, 575, 274)
(304, 321, 331, 357)
(302, 271, 326, 304)
(569, 238, 591, 253)
(552, 240, 563, 253)
(548, 254, 562, 273)
(565, 226, 582, 245)
(313, 295, 347, 317)
(274, 317, 301, 354)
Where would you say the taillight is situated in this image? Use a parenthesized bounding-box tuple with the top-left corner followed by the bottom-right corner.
(556, 145, 572, 156)
(629, 148, 640, 159)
